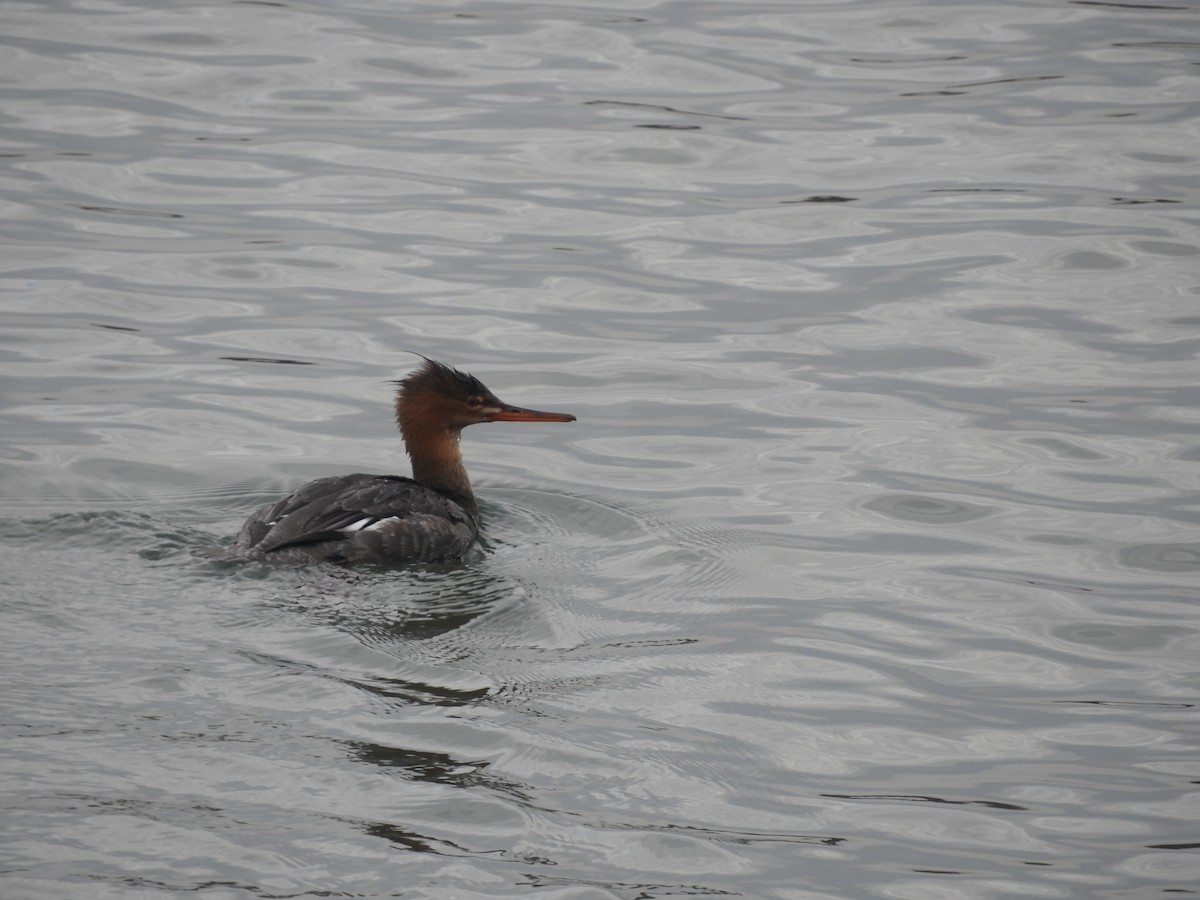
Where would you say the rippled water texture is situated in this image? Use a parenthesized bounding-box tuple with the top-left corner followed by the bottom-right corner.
(2, 1, 1198, 898)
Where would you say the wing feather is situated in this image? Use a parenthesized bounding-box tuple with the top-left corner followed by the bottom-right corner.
(222, 473, 477, 564)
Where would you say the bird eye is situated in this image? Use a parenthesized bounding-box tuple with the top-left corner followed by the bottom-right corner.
(466, 396, 483, 408)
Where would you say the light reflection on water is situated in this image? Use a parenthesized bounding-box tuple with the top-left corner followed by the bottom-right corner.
(2, 0, 1198, 897)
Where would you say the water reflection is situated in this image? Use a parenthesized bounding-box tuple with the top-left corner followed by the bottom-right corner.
(362, 821, 551, 865)
(351, 740, 527, 794)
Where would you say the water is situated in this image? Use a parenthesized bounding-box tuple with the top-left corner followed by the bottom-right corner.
(2, 0, 1198, 897)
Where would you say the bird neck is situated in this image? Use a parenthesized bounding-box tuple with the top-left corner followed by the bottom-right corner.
(402, 425, 477, 515)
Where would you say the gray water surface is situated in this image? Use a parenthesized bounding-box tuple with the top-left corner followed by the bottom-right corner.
(2, 1, 1198, 898)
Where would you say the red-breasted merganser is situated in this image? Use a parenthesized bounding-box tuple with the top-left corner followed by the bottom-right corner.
(199, 358, 575, 566)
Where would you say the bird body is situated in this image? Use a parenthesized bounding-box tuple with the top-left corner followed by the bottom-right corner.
(199, 359, 574, 566)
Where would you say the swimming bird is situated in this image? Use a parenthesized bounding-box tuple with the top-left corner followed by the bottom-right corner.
(200, 358, 575, 566)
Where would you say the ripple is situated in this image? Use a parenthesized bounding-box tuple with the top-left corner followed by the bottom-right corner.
(1118, 543, 1200, 573)
(1051, 622, 1194, 652)
(861, 494, 996, 524)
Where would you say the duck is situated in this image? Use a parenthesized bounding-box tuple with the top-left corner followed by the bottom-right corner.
(198, 358, 575, 566)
